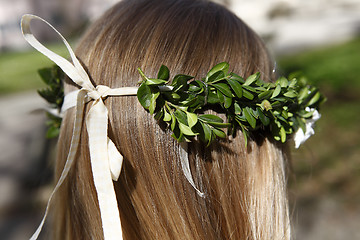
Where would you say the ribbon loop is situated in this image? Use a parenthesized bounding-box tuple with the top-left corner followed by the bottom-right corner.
(21, 14, 94, 90)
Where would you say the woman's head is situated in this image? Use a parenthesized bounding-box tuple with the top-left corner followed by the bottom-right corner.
(56, 0, 290, 239)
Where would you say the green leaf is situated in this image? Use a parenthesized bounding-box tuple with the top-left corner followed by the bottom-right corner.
(149, 91, 160, 114)
(171, 113, 177, 131)
(288, 79, 297, 88)
(170, 92, 181, 100)
(212, 128, 226, 138)
(189, 95, 205, 109)
(46, 125, 60, 138)
(283, 90, 297, 98)
(240, 124, 248, 147)
(271, 84, 281, 99)
(188, 82, 201, 92)
(174, 109, 187, 124)
(242, 89, 254, 100)
(157, 65, 170, 80)
(230, 72, 245, 83)
(281, 109, 289, 119)
(163, 109, 172, 121)
(207, 91, 220, 104)
(206, 62, 229, 82)
(243, 72, 260, 86)
(244, 107, 256, 129)
(272, 97, 287, 102)
(277, 77, 288, 88)
(181, 95, 197, 106)
(37, 89, 54, 103)
(234, 103, 242, 114)
(178, 122, 197, 136)
(207, 121, 230, 128)
(297, 117, 306, 133)
(242, 85, 257, 93)
(308, 91, 321, 106)
(250, 108, 259, 119)
(208, 71, 225, 83)
(146, 78, 167, 85)
(280, 126, 286, 143)
(137, 83, 152, 109)
(154, 108, 164, 120)
(37, 66, 64, 109)
(171, 74, 193, 92)
(188, 80, 206, 93)
(186, 112, 198, 128)
(224, 95, 232, 109)
(298, 88, 309, 102)
(300, 109, 314, 118)
(171, 121, 182, 141)
(199, 122, 212, 144)
(199, 114, 224, 123)
(227, 79, 243, 98)
(213, 83, 233, 97)
(271, 101, 281, 108)
(257, 107, 270, 126)
(235, 115, 246, 123)
(258, 90, 273, 100)
(217, 90, 225, 104)
(255, 86, 267, 91)
(38, 68, 53, 85)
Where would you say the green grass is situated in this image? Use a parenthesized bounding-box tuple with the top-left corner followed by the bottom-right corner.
(0, 44, 68, 94)
(278, 38, 360, 204)
(279, 37, 360, 97)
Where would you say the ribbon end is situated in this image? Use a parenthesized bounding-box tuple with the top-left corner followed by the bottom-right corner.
(179, 142, 206, 198)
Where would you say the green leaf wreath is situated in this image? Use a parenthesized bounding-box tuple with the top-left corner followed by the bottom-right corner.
(137, 62, 325, 146)
(38, 62, 324, 145)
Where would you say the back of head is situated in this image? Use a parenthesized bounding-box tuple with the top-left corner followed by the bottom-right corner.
(55, 0, 291, 239)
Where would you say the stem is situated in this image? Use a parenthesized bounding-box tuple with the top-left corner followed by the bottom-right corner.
(165, 102, 173, 113)
(137, 68, 148, 83)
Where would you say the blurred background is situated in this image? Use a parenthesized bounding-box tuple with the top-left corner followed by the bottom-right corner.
(0, 0, 359, 239)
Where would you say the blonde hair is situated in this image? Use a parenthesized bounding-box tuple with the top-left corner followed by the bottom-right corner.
(54, 0, 291, 239)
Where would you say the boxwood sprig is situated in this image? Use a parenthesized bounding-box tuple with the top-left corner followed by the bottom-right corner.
(137, 62, 325, 146)
(37, 65, 64, 138)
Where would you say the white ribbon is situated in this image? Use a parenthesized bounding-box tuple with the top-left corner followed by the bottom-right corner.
(21, 14, 204, 240)
(179, 142, 205, 197)
(21, 14, 125, 240)
(294, 107, 321, 148)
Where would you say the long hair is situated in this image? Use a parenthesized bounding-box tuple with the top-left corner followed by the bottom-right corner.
(54, 0, 291, 239)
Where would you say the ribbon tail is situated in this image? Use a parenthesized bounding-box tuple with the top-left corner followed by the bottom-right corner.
(108, 138, 124, 181)
(30, 90, 87, 240)
(179, 142, 205, 198)
(86, 100, 123, 240)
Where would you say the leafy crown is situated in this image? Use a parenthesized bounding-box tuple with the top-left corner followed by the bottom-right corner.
(136, 62, 325, 146)
(38, 62, 325, 145)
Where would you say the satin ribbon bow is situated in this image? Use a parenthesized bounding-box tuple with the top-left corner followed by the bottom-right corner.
(21, 14, 204, 240)
(21, 14, 131, 240)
